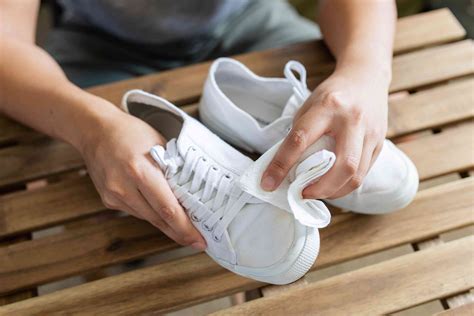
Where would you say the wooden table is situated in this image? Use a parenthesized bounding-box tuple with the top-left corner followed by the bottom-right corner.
(1, 9, 473, 315)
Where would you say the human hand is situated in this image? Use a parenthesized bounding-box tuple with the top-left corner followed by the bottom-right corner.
(261, 62, 390, 199)
(79, 106, 207, 250)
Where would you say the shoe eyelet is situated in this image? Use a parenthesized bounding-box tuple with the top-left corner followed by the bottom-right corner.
(224, 174, 232, 180)
(212, 234, 222, 242)
(202, 222, 213, 231)
(211, 165, 218, 171)
(201, 157, 207, 162)
(190, 146, 197, 152)
(190, 212, 201, 222)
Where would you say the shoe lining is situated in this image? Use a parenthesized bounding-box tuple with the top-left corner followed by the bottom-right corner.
(215, 68, 293, 127)
(128, 101, 183, 140)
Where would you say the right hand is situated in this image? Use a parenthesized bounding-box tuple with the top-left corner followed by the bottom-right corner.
(78, 105, 207, 250)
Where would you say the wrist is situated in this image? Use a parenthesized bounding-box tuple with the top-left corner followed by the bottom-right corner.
(335, 44, 393, 85)
(57, 84, 123, 154)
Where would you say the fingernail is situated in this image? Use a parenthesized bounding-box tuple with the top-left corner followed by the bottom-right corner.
(191, 241, 206, 251)
(261, 175, 277, 191)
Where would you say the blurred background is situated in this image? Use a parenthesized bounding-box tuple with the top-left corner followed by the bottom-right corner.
(36, 0, 474, 48)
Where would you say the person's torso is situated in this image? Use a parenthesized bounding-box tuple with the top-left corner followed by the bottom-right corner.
(58, 0, 250, 44)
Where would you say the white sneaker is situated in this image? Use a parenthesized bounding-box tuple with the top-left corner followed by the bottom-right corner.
(199, 58, 419, 214)
(121, 89, 327, 284)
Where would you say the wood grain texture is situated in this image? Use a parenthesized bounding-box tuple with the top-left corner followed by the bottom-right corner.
(387, 78, 474, 137)
(394, 9, 465, 53)
(0, 216, 177, 294)
(0, 116, 33, 146)
(0, 9, 467, 144)
(315, 177, 474, 268)
(390, 40, 474, 92)
(398, 123, 474, 180)
(0, 178, 472, 313)
(0, 235, 36, 306)
(0, 176, 104, 238)
(211, 236, 474, 316)
(0, 139, 83, 188)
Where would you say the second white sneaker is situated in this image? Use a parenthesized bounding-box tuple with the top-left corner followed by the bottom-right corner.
(199, 58, 419, 214)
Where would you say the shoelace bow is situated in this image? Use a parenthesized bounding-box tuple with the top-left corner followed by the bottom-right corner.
(150, 139, 261, 242)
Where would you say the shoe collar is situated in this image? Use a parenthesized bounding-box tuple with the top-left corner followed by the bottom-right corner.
(122, 89, 253, 176)
(208, 58, 309, 133)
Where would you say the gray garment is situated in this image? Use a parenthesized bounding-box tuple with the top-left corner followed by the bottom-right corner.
(47, 0, 321, 88)
(58, 0, 250, 44)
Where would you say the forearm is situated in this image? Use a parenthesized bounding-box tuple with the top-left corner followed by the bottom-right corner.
(318, 0, 396, 81)
(0, 37, 121, 150)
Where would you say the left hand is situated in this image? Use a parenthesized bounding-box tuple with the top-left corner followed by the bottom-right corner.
(261, 62, 390, 199)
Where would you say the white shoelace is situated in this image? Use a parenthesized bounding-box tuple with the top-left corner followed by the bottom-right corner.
(284, 60, 311, 105)
(150, 139, 261, 242)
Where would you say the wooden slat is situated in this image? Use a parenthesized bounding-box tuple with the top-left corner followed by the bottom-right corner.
(0, 177, 472, 313)
(313, 177, 474, 267)
(212, 236, 474, 316)
(0, 139, 82, 188)
(0, 9, 467, 145)
(0, 117, 33, 146)
(0, 252, 255, 315)
(398, 123, 474, 180)
(0, 235, 36, 306)
(0, 176, 105, 238)
(387, 78, 474, 137)
(0, 216, 177, 294)
(0, 121, 471, 240)
(391, 40, 474, 92)
(394, 9, 465, 53)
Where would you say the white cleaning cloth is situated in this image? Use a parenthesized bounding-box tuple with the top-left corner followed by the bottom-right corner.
(239, 139, 336, 228)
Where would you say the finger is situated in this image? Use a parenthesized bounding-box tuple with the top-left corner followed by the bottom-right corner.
(122, 205, 145, 220)
(261, 107, 329, 191)
(329, 138, 376, 199)
(123, 188, 190, 246)
(103, 193, 144, 219)
(303, 124, 364, 199)
(293, 96, 313, 122)
(137, 160, 207, 250)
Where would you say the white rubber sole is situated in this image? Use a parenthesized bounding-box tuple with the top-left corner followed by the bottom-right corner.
(209, 227, 319, 285)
